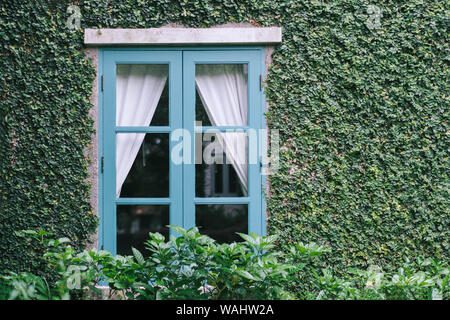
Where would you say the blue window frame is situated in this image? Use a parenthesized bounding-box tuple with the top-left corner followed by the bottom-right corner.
(98, 47, 266, 254)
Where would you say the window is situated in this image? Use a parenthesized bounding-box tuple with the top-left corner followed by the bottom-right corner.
(99, 48, 265, 255)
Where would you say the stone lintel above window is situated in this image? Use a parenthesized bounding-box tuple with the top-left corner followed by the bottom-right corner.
(84, 27, 282, 46)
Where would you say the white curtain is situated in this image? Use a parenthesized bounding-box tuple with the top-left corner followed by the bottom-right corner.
(116, 64, 168, 197)
(195, 64, 248, 194)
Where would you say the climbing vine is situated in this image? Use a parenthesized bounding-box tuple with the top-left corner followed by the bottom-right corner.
(0, 1, 448, 282)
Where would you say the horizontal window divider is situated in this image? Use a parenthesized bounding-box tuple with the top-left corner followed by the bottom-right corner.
(115, 198, 172, 205)
(115, 126, 172, 133)
(194, 126, 250, 132)
(194, 197, 250, 204)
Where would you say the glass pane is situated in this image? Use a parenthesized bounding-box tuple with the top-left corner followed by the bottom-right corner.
(195, 132, 247, 197)
(117, 205, 169, 256)
(196, 89, 212, 126)
(116, 64, 169, 126)
(195, 64, 248, 126)
(150, 80, 169, 126)
(196, 204, 248, 243)
(117, 133, 169, 198)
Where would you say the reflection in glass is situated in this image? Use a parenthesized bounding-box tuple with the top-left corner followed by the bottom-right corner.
(196, 158, 245, 197)
(117, 205, 169, 256)
(195, 132, 247, 197)
(195, 89, 212, 126)
(118, 133, 169, 198)
(196, 204, 248, 243)
(116, 64, 169, 126)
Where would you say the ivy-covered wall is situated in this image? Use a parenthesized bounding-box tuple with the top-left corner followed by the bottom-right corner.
(1, 0, 448, 278)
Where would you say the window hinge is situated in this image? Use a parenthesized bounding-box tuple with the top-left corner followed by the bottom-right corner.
(259, 75, 263, 91)
(101, 75, 104, 91)
(101, 156, 104, 173)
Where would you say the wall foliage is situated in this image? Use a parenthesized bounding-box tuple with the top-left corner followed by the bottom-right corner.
(0, 0, 448, 280)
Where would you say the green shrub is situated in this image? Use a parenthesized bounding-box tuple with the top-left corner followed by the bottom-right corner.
(0, 234, 74, 300)
(0, 271, 69, 300)
(1, 227, 329, 300)
(308, 258, 449, 300)
(1, 228, 448, 300)
(102, 226, 330, 300)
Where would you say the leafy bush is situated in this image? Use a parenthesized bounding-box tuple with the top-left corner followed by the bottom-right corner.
(0, 234, 73, 300)
(1, 228, 447, 300)
(1, 227, 328, 300)
(307, 258, 449, 300)
(102, 226, 330, 300)
(0, 272, 69, 300)
(44, 226, 329, 300)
